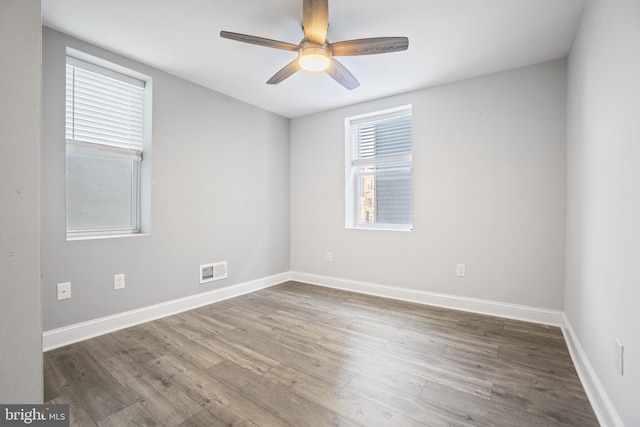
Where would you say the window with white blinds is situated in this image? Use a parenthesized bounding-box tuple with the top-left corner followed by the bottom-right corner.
(65, 54, 148, 238)
(346, 106, 413, 230)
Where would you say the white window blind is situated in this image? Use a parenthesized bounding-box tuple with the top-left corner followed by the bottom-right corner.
(66, 57, 144, 149)
(347, 107, 413, 230)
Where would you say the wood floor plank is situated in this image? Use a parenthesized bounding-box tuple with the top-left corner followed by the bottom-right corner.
(285, 310, 391, 350)
(497, 344, 578, 375)
(199, 380, 294, 426)
(256, 334, 359, 389)
(174, 309, 236, 335)
(262, 365, 427, 427)
(125, 374, 203, 427)
(175, 409, 229, 427)
(97, 402, 160, 427)
(44, 281, 599, 426)
(342, 375, 465, 426)
(136, 321, 225, 371)
(272, 330, 429, 396)
(48, 395, 98, 427)
(441, 345, 584, 394)
(420, 381, 546, 427)
(491, 382, 599, 426)
(152, 353, 294, 426)
(101, 353, 161, 386)
(48, 344, 138, 422)
(43, 350, 69, 402)
(400, 321, 501, 356)
(209, 361, 361, 427)
(361, 343, 495, 399)
(503, 318, 566, 341)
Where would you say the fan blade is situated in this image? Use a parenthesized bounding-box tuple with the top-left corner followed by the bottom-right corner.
(303, 0, 328, 44)
(330, 37, 409, 56)
(220, 31, 299, 51)
(326, 58, 359, 90)
(267, 59, 301, 85)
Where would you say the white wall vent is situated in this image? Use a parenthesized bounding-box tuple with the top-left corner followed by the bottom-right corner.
(200, 261, 227, 284)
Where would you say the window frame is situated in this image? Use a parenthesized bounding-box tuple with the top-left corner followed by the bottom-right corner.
(345, 105, 413, 231)
(65, 51, 149, 239)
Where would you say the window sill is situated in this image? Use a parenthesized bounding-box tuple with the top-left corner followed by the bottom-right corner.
(346, 226, 413, 232)
(67, 233, 149, 242)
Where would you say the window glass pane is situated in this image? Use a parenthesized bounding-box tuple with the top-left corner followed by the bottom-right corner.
(374, 171, 412, 225)
(354, 114, 412, 160)
(359, 171, 376, 224)
(66, 153, 135, 231)
(357, 162, 412, 226)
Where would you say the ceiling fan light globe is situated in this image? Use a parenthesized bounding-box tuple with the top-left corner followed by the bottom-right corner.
(299, 54, 330, 71)
(298, 45, 331, 72)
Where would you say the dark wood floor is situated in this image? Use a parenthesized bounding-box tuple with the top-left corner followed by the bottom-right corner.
(44, 281, 599, 426)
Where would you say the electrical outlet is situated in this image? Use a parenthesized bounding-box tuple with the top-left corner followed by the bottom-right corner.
(615, 339, 624, 375)
(57, 282, 71, 300)
(114, 274, 125, 290)
(327, 251, 333, 262)
(456, 264, 466, 277)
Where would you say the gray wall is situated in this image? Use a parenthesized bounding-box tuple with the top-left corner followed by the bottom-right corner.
(0, 0, 43, 403)
(566, 0, 640, 424)
(291, 59, 567, 310)
(42, 28, 290, 330)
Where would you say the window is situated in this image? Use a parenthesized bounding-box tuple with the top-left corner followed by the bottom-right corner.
(345, 106, 413, 230)
(65, 53, 149, 238)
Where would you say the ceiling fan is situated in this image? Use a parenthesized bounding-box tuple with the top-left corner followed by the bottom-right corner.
(220, 0, 409, 90)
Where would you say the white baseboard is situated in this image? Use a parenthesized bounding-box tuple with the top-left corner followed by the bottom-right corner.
(290, 271, 563, 326)
(562, 314, 624, 427)
(42, 272, 292, 352)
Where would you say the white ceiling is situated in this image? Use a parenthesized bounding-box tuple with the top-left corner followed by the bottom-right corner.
(42, 0, 585, 118)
